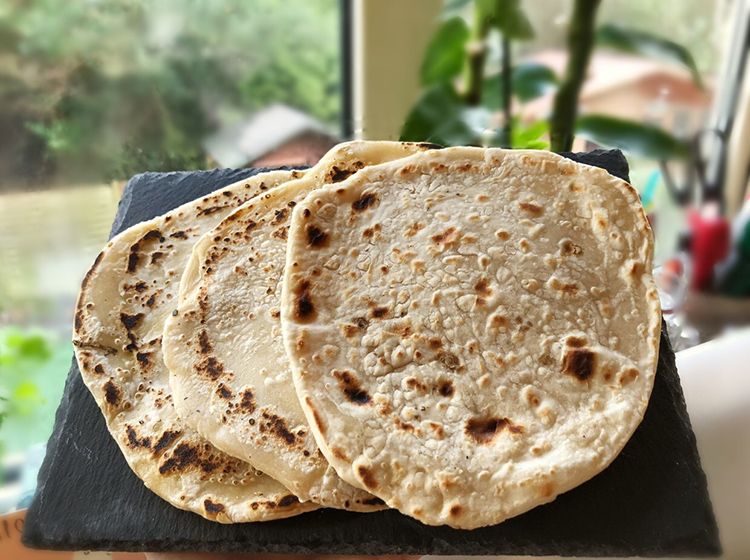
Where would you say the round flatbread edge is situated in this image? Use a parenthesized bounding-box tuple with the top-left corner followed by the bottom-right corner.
(74, 169, 317, 522)
(281, 147, 661, 528)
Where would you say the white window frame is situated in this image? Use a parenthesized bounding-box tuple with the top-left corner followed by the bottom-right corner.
(351, 0, 443, 140)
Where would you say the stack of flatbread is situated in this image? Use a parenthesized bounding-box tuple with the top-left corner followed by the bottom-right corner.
(73, 142, 660, 529)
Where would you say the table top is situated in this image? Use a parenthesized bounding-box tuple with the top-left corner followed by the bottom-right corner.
(676, 329, 750, 560)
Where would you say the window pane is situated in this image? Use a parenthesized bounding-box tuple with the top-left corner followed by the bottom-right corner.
(0, 0, 341, 508)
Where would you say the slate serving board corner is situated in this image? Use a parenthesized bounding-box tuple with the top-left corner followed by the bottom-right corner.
(23, 151, 721, 556)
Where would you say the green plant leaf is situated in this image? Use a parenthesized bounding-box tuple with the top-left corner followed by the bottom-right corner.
(477, 0, 534, 40)
(481, 74, 504, 111)
(0, 330, 70, 454)
(18, 334, 52, 361)
(420, 17, 470, 86)
(14, 381, 41, 402)
(2, 329, 26, 352)
(596, 23, 703, 88)
(512, 63, 557, 101)
(512, 119, 549, 149)
(482, 63, 557, 109)
(575, 114, 689, 159)
(0, 329, 52, 362)
(400, 83, 481, 146)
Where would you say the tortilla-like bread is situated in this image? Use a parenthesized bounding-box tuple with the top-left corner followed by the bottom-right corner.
(163, 141, 433, 509)
(73, 169, 318, 522)
(281, 148, 661, 529)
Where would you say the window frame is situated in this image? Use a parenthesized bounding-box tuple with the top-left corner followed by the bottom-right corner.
(342, 0, 442, 141)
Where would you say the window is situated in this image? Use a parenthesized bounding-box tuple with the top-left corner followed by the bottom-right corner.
(0, 0, 343, 509)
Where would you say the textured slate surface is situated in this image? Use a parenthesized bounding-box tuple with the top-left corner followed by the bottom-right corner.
(23, 152, 720, 556)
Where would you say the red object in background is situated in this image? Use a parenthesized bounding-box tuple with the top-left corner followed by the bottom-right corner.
(688, 204, 731, 291)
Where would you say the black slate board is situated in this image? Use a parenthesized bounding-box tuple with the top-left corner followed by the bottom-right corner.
(23, 151, 720, 556)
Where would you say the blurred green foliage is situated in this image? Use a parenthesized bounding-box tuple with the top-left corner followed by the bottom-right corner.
(481, 62, 557, 109)
(0, 328, 70, 456)
(597, 23, 703, 89)
(402, 83, 478, 147)
(403, 1, 548, 148)
(476, 0, 533, 41)
(401, 0, 696, 156)
(576, 114, 691, 160)
(0, 0, 339, 186)
(420, 17, 471, 86)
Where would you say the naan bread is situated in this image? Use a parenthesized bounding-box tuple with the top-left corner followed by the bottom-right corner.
(163, 141, 434, 509)
(73, 169, 318, 522)
(281, 148, 661, 529)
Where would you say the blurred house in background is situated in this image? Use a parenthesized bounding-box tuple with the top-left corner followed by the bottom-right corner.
(522, 50, 712, 140)
(204, 104, 339, 168)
